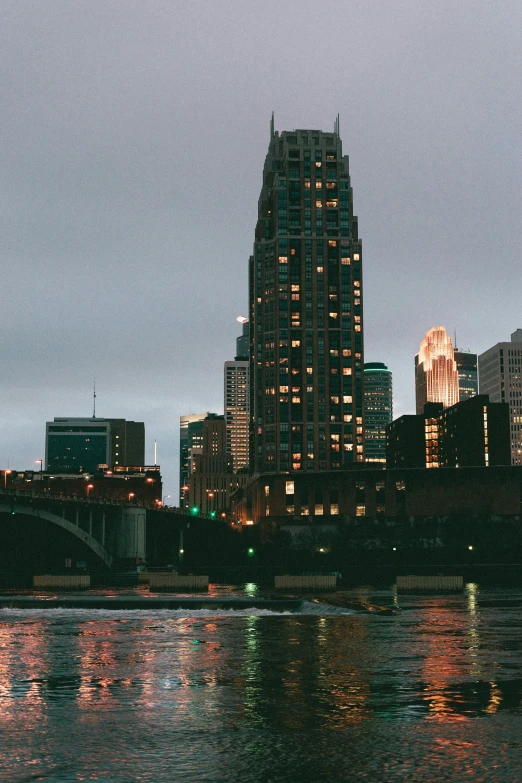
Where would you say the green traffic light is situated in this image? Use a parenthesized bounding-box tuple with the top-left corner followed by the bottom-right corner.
(191, 506, 199, 515)
(210, 511, 216, 518)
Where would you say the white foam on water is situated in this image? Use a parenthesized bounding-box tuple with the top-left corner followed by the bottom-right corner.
(0, 603, 354, 620)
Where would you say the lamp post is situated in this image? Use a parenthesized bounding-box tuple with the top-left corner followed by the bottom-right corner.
(3, 470, 12, 490)
(35, 459, 43, 475)
(128, 492, 135, 502)
(86, 483, 94, 497)
(163, 494, 171, 507)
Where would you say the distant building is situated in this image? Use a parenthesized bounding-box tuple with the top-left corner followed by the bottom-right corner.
(179, 413, 213, 507)
(455, 351, 478, 401)
(386, 395, 510, 469)
(45, 418, 144, 474)
(479, 329, 522, 465)
(364, 362, 392, 463)
(188, 415, 233, 515)
(224, 318, 250, 472)
(415, 326, 459, 414)
(231, 464, 522, 530)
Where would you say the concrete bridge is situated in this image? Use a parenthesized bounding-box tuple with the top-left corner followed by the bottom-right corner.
(0, 488, 211, 571)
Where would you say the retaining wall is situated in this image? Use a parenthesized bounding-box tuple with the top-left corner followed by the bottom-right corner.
(274, 575, 337, 591)
(396, 575, 463, 591)
(33, 575, 91, 589)
(148, 574, 209, 591)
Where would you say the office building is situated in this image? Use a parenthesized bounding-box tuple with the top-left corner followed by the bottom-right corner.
(45, 417, 145, 475)
(179, 412, 212, 506)
(249, 116, 364, 474)
(224, 319, 250, 472)
(364, 362, 392, 462)
(386, 395, 510, 469)
(455, 351, 478, 401)
(46, 418, 110, 473)
(106, 419, 145, 468)
(188, 415, 233, 515)
(479, 329, 522, 465)
(45, 417, 145, 474)
(415, 326, 459, 414)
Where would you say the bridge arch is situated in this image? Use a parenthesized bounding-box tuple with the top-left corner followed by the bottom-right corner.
(0, 503, 113, 568)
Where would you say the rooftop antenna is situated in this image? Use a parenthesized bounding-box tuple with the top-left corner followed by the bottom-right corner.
(270, 111, 275, 140)
(154, 439, 157, 466)
(334, 113, 340, 137)
(92, 381, 96, 418)
(454, 328, 458, 351)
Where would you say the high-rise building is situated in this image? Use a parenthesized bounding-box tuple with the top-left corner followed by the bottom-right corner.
(224, 318, 250, 472)
(188, 415, 233, 515)
(386, 396, 510, 469)
(455, 351, 478, 401)
(415, 326, 459, 414)
(179, 412, 212, 506)
(479, 329, 522, 465)
(45, 417, 144, 474)
(363, 362, 392, 463)
(249, 117, 364, 474)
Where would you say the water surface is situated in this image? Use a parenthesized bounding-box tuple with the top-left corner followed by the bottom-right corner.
(1, 584, 522, 782)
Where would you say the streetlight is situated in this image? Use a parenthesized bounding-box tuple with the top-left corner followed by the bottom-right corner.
(35, 459, 43, 475)
(128, 492, 135, 502)
(86, 483, 94, 497)
(3, 470, 12, 489)
(207, 490, 215, 516)
(163, 494, 171, 507)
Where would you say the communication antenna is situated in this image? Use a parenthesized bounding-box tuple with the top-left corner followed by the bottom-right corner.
(93, 381, 97, 418)
(154, 439, 157, 466)
(334, 113, 340, 137)
(270, 111, 275, 140)
(454, 328, 458, 351)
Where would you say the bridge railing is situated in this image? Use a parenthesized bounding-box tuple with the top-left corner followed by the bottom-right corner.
(0, 488, 216, 519)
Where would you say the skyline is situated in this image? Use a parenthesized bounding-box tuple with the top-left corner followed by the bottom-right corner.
(1, 1, 520, 498)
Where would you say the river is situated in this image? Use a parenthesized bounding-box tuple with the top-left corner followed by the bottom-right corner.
(1, 584, 522, 782)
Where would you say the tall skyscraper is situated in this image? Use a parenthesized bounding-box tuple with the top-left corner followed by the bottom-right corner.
(454, 351, 478, 401)
(364, 362, 392, 463)
(179, 412, 212, 506)
(415, 326, 459, 415)
(249, 117, 364, 474)
(224, 318, 250, 472)
(479, 329, 522, 465)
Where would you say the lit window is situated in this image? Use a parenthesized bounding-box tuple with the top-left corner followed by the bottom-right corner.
(331, 504, 339, 515)
(286, 481, 294, 494)
(317, 266, 323, 273)
(316, 201, 323, 208)
(292, 340, 301, 347)
(356, 505, 365, 516)
(341, 257, 350, 265)
(315, 504, 324, 515)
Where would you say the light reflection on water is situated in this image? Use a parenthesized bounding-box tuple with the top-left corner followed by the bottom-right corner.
(1, 587, 522, 781)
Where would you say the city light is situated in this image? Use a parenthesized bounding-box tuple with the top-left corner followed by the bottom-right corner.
(191, 507, 199, 515)
(247, 548, 255, 556)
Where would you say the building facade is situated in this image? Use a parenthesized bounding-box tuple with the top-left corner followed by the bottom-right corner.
(386, 395, 510, 469)
(479, 329, 522, 465)
(454, 351, 478, 401)
(179, 413, 213, 507)
(224, 319, 250, 472)
(249, 117, 364, 475)
(364, 362, 392, 463)
(415, 326, 459, 414)
(45, 418, 145, 474)
(188, 415, 235, 515)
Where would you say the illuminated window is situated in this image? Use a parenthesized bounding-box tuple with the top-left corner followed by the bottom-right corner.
(341, 257, 350, 265)
(264, 485, 270, 496)
(316, 200, 323, 208)
(331, 504, 339, 515)
(292, 340, 301, 347)
(286, 481, 294, 494)
(356, 505, 365, 516)
(315, 504, 324, 515)
(317, 266, 323, 273)
(279, 256, 288, 263)
(286, 506, 294, 514)
(353, 254, 360, 260)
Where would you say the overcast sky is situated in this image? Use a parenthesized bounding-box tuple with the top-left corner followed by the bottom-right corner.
(1, 0, 520, 499)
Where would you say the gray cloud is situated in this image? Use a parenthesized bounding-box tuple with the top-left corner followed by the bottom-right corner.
(1, 0, 520, 493)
